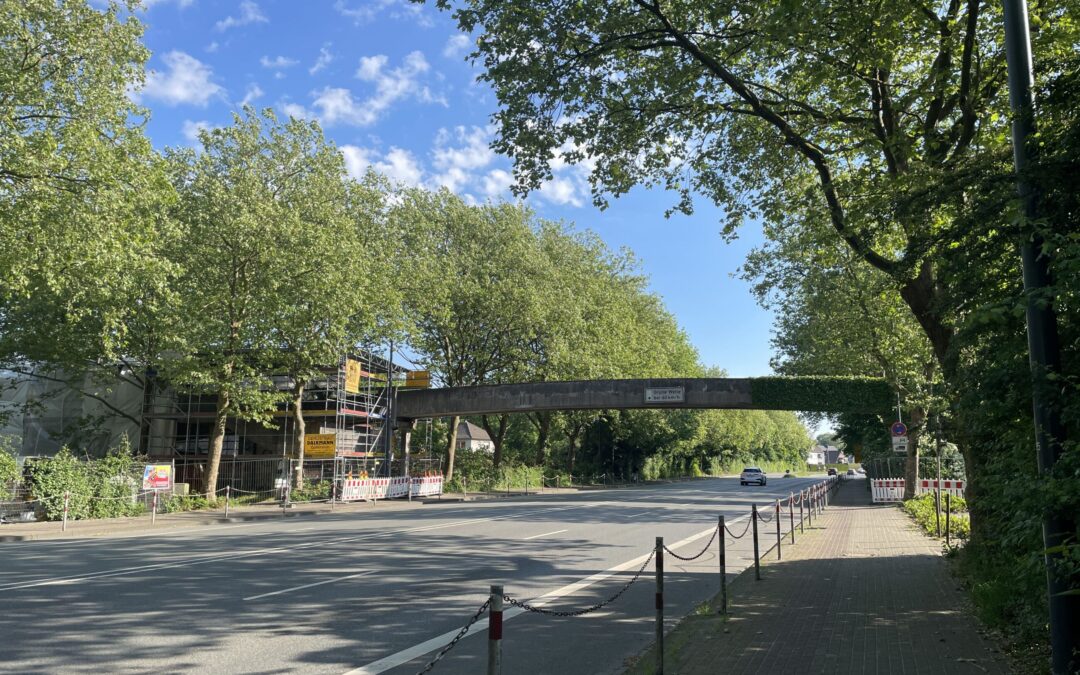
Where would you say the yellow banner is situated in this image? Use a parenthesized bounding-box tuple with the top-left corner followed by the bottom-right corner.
(345, 359, 361, 393)
(405, 370, 431, 388)
(304, 433, 337, 458)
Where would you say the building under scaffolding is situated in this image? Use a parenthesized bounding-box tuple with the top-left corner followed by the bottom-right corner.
(141, 352, 411, 494)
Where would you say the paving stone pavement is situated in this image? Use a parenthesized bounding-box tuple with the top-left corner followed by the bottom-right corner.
(631, 479, 1011, 675)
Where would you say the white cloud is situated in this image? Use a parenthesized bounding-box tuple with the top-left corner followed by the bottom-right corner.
(443, 34, 471, 59)
(260, 55, 298, 69)
(538, 176, 582, 206)
(215, 1, 267, 31)
(309, 46, 334, 75)
(310, 51, 440, 127)
(341, 145, 423, 187)
(206, 42, 219, 53)
(334, 0, 432, 27)
(140, 51, 222, 107)
(280, 102, 314, 120)
(240, 83, 264, 107)
(481, 169, 513, 198)
(181, 120, 216, 144)
(431, 125, 495, 191)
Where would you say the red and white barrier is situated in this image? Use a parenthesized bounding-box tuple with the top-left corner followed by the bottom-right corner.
(339, 475, 444, 502)
(916, 479, 965, 498)
(411, 475, 444, 497)
(871, 478, 906, 503)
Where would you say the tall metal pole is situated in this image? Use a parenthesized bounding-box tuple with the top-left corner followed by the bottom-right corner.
(384, 341, 394, 477)
(1001, 2, 1077, 671)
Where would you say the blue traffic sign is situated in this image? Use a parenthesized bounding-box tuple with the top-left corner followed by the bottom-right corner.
(891, 421, 908, 437)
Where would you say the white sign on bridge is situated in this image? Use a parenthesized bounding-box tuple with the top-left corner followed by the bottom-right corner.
(645, 387, 685, 403)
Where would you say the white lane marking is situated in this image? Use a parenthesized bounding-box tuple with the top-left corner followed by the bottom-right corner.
(624, 512, 650, 519)
(522, 529, 568, 540)
(0, 504, 586, 592)
(244, 570, 373, 601)
(343, 519, 734, 675)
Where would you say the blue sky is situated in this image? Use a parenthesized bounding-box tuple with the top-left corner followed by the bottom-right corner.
(129, 0, 777, 377)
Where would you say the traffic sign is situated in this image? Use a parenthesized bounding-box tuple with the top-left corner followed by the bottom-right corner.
(892, 436, 909, 454)
(890, 421, 908, 437)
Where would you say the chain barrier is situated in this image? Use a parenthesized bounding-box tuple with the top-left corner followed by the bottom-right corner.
(415, 598, 491, 675)
(504, 548, 655, 617)
(756, 507, 775, 523)
(725, 518, 752, 539)
(663, 524, 719, 561)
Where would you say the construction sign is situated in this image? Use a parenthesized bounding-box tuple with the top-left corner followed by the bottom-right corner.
(345, 359, 362, 393)
(404, 370, 431, 388)
(304, 433, 337, 458)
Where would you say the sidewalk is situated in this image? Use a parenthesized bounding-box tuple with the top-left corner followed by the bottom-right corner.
(631, 480, 1010, 675)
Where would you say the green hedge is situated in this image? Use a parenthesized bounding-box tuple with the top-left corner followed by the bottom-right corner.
(749, 376, 892, 413)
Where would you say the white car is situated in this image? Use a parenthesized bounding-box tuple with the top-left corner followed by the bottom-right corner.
(740, 467, 767, 486)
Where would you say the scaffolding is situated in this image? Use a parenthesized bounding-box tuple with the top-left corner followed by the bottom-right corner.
(139, 351, 406, 494)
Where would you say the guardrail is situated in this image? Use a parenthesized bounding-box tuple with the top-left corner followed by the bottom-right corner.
(416, 475, 840, 674)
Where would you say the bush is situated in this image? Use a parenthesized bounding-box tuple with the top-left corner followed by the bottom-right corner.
(903, 493, 970, 540)
(158, 494, 212, 513)
(0, 438, 18, 500)
(24, 441, 146, 520)
(291, 480, 331, 502)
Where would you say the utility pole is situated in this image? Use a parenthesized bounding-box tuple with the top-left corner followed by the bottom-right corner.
(1001, 2, 1078, 671)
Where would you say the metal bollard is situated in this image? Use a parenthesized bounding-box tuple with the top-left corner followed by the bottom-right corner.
(946, 493, 952, 548)
(775, 500, 782, 560)
(799, 492, 805, 533)
(789, 494, 795, 544)
(463, 475, 468, 500)
(488, 584, 503, 675)
(935, 488, 941, 537)
(506, 476, 510, 496)
(655, 536, 665, 674)
(752, 505, 761, 581)
(718, 515, 727, 615)
(62, 491, 69, 532)
(225, 485, 230, 519)
(152, 490, 158, 526)
(807, 490, 813, 527)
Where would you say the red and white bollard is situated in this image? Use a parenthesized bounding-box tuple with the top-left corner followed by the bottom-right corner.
(152, 490, 158, 525)
(224, 485, 231, 519)
(62, 491, 70, 532)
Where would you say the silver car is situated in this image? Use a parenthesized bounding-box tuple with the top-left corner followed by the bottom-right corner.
(740, 467, 767, 486)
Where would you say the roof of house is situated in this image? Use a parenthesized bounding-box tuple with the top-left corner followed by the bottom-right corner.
(456, 421, 492, 442)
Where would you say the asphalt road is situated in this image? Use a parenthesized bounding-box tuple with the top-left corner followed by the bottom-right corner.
(0, 475, 827, 674)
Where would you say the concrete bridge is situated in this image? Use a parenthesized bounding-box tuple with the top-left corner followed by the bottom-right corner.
(394, 376, 886, 422)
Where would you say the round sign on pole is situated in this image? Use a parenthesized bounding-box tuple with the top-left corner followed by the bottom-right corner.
(891, 421, 908, 437)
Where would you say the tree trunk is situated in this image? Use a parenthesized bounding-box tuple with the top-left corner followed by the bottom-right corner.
(482, 414, 510, 468)
(292, 380, 306, 490)
(904, 406, 926, 500)
(899, 261, 953, 370)
(567, 425, 581, 475)
(535, 412, 551, 465)
(445, 415, 460, 480)
(204, 390, 230, 502)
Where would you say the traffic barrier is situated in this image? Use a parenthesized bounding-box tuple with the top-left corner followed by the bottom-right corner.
(339, 475, 444, 502)
(871, 478, 905, 503)
(916, 478, 965, 498)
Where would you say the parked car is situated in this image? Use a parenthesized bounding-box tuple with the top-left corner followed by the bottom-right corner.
(846, 469, 856, 476)
(827, 468, 838, 476)
(740, 467, 767, 486)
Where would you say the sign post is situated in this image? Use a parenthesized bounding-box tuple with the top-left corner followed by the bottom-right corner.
(890, 421, 909, 456)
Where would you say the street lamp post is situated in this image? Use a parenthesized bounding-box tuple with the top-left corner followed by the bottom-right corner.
(1001, 1, 1078, 671)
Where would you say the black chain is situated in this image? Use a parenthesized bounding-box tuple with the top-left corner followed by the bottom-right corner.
(725, 519, 752, 539)
(415, 598, 490, 675)
(663, 524, 719, 561)
(504, 548, 655, 617)
(756, 508, 775, 523)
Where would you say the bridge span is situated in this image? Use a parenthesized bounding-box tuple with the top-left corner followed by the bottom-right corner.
(394, 376, 887, 421)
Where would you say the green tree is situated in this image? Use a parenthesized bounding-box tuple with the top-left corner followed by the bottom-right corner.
(0, 0, 175, 437)
(397, 191, 553, 476)
(165, 110, 355, 499)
